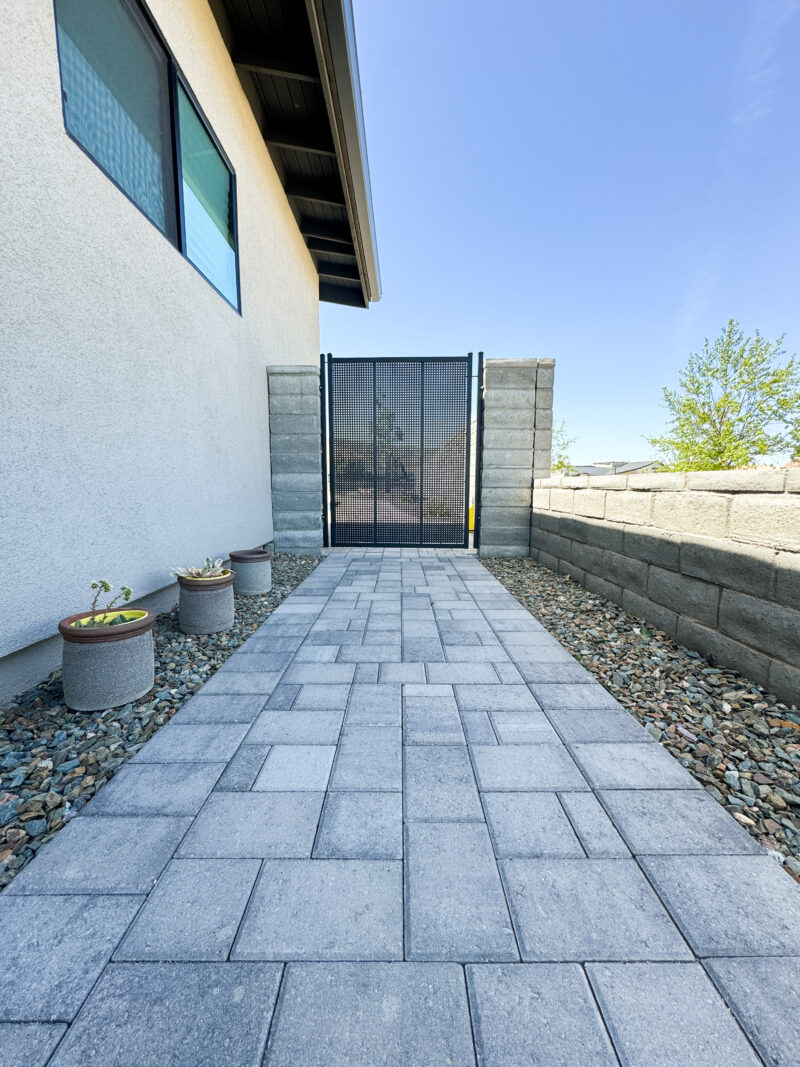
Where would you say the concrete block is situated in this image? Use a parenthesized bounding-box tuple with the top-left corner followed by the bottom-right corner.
(573, 490, 607, 519)
(270, 451, 323, 474)
(639, 854, 800, 956)
(533, 449, 552, 472)
(272, 492, 321, 513)
(268, 394, 320, 416)
(559, 560, 586, 584)
(535, 362, 555, 388)
(273, 531, 323, 554)
(270, 433, 320, 454)
(586, 474, 628, 490)
(585, 572, 623, 605)
(269, 413, 320, 437)
(538, 511, 562, 534)
(621, 589, 678, 638)
(603, 550, 648, 593)
(562, 475, 590, 488)
(483, 428, 535, 450)
(719, 589, 800, 665)
(652, 491, 731, 537)
(686, 468, 787, 492)
(275, 511, 322, 532)
(582, 518, 625, 552)
(775, 550, 800, 609)
(549, 488, 574, 513)
(534, 428, 553, 451)
(483, 448, 533, 468)
(535, 408, 553, 430)
(680, 536, 774, 598)
(767, 659, 800, 704)
(647, 566, 719, 627)
(730, 493, 800, 550)
(482, 486, 533, 505)
(570, 541, 604, 574)
(485, 407, 535, 430)
(537, 550, 559, 570)
(626, 472, 686, 491)
(271, 472, 321, 493)
(480, 466, 532, 490)
(501, 858, 691, 962)
(483, 387, 536, 409)
(533, 487, 550, 509)
(483, 544, 529, 557)
(484, 360, 538, 388)
(535, 387, 553, 410)
(624, 527, 681, 569)
(604, 490, 652, 526)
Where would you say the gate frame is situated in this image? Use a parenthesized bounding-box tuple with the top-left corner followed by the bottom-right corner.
(320, 353, 479, 549)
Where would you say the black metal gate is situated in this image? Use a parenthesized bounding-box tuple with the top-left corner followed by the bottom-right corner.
(321, 356, 475, 548)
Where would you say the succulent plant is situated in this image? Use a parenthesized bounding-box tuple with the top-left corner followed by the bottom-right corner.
(171, 557, 228, 579)
(73, 580, 134, 628)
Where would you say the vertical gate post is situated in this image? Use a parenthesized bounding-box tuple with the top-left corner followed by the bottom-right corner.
(477, 358, 554, 557)
(266, 364, 324, 555)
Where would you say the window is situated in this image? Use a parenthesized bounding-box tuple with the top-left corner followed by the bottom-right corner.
(53, 0, 240, 310)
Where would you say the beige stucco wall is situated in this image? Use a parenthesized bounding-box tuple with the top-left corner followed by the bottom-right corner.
(0, 0, 319, 697)
(531, 470, 800, 704)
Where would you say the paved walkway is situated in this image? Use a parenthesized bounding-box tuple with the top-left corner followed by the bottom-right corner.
(1, 549, 799, 1065)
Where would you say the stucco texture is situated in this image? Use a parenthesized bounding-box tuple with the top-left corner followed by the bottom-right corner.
(0, 0, 320, 667)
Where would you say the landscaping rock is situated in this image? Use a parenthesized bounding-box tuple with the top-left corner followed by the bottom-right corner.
(0, 555, 319, 891)
(483, 556, 800, 881)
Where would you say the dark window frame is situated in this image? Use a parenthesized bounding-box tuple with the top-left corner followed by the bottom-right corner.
(52, 0, 241, 314)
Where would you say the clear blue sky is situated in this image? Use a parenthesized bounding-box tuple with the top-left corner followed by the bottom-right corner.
(320, 0, 800, 463)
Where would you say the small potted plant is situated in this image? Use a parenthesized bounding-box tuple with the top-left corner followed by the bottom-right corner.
(229, 546, 273, 595)
(58, 580, 155, 712)
(173, 557, 235, 635)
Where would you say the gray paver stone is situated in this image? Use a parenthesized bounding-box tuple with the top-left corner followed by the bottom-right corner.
(266, 963, 476, 1067)
(572, 742, 701, 790)
(0, 894, 141, 1021)
(177, 792, 323, 858)
(253, 745, 335, 790)
(405, 822, 518, 961)
(558, 792, 630, 857)
(472, 744, 588, 791)
(456, 684, 541, 712)
(0, 1024, 67, 1067)
(483, 792, 584, 858)
(246, 710, 343, 745)
(640, 855, 800, 957)
(232, 860, 402, 960)
(547, 708, 653, 744)
(47, 963, 282, 1066)
(132, 723, 249, 763)
(314, 792, 403, 859)
(329, 727, 402, 791)
(214, 745, 270, 791)
(404, 746, 483, 820)
(587, 962, 761, 1066)
(83, 761, 224, 816)
(5, 816, 189, 895)
(501, 858, 693, 961)
(171, 693, 268, 723)
(529, 683, 623, 711)
(114, 858, 260, 961)
(705, 956, 800, 1067)
(346, 684, 402, 725)
(490, 711, 560, 744)
(467, 964, 618, 1066)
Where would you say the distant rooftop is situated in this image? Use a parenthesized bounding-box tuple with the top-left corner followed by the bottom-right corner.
(573, 460, 659, 476)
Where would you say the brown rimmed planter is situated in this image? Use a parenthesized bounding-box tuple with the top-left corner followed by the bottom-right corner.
(59, 609, 156, 712)
(230, 549, 272, 596)
(177, 570, 235, 635)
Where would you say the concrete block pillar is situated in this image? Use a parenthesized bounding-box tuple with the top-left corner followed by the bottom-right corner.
(266, 364, 323, 555)
(478, 358, 554, 556)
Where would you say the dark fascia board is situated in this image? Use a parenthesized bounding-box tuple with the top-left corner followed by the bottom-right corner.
(304, 0, 381, 303)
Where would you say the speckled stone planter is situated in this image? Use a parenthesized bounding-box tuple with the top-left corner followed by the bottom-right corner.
(177, 571, 235, 635)
(59, 611, 155, 712)
(230, 549, 272, 596)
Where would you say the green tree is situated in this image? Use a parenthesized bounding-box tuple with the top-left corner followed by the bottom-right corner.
(551, 418, 577, 474)
(647, 319, 800, 471)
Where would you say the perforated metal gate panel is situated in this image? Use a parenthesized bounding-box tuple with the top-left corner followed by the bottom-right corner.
(325, 358, 472, 547)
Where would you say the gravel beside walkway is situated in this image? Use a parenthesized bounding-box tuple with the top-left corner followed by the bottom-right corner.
(0, 548, 798, 1065)
(483, 556, 800, 881)
(0, 555, 319, 890)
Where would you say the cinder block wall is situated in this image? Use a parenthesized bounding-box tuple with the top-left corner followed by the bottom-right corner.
(531, 469, 800, 703)
(267, 365, 323, 555)
(478, 358, 554, 556)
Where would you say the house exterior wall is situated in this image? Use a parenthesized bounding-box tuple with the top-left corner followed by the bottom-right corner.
(478, 358, 554, 556)
(0, 0, 320, 699)
(531, 470, 800, 704)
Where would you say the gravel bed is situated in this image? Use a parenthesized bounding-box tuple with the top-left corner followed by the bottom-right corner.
(0, 554, 319, 890)
(482, 556, 800, 882)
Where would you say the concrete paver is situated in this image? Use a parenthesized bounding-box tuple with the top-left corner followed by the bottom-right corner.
(1, 548, 796, 1064)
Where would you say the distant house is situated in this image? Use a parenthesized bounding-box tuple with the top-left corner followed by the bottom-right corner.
(1, 0, 380, 699)
(572, 460, 661, 476)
